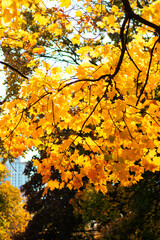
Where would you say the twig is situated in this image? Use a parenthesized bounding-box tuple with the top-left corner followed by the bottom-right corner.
(79, 94, 104, 133)
(126, 48, 141, 72)
(123, 112, 134, 141)
(6, 112, 24, 139)
(108, 109, 122, 133)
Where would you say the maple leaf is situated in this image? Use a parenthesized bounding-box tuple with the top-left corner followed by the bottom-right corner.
(47, 179, 59, 190)
(71, 34, 81, 45)
(60, 0, 71, 8)
(1, 0, 160, 193)
(32, 47, 45, 55)
(2, 0, 17, 25)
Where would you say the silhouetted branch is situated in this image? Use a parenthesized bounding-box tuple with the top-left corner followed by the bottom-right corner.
(0, 61, 28, 79)
(122, 0, 160, 34)
(136, 38, 159, 106)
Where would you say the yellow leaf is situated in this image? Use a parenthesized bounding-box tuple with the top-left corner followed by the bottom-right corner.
(71, 34, 80, 45)
(76, 10, 82, 17)
(33, 47, 45, 55)
(34, 13, 48, 25)
(60, 0, 71, 8)
(47, 179, 59, 190)
(0, 163, 5, 172)
(2, 1, 17, 25)
(54, 28, 62, 36)
(152, 156, 160, 167)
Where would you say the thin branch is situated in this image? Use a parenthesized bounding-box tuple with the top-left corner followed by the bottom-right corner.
(92, 138, 106, 154)
(136, 38, 159, 106)
(51, 100, 56, 126)
(28, 92, 52, 109)
(58, 75, 111, 92)
(5, 92, 52, 139)
(6, 112, 24, 139)
(0, 61, 28, 79)
(9, 160, 18, 172)
(136, 70, 142, 97)
(108, 109, 122, 133)
(147, 113, 160, 127)
(126, 48, 142, 72)
(123, 112, 134, 141)
(79, 94, 104, 134)
(127, 103, 160, 127)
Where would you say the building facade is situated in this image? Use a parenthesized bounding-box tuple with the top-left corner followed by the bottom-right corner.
(5, 157, 28, 189)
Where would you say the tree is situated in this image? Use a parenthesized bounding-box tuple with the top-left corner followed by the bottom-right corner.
(0, 163, 31, 240)
(1, 5, 81, 103)
(0, 0, 160, 192)
(13, 155, 83, 240)
(73, 170, 160, 239)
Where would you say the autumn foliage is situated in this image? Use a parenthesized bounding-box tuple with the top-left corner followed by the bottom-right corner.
(0, 0, 160, 193)
(0, 163, 30, 239)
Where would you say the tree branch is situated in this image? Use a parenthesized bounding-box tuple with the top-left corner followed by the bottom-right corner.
(122, 0, 160, 34)
(0, 61, 28, 79)
(136, 37, 159, 106)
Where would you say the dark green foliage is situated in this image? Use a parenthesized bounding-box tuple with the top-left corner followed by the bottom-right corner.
(13, 156, 82, 240)
(73, 171, 160, 240)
